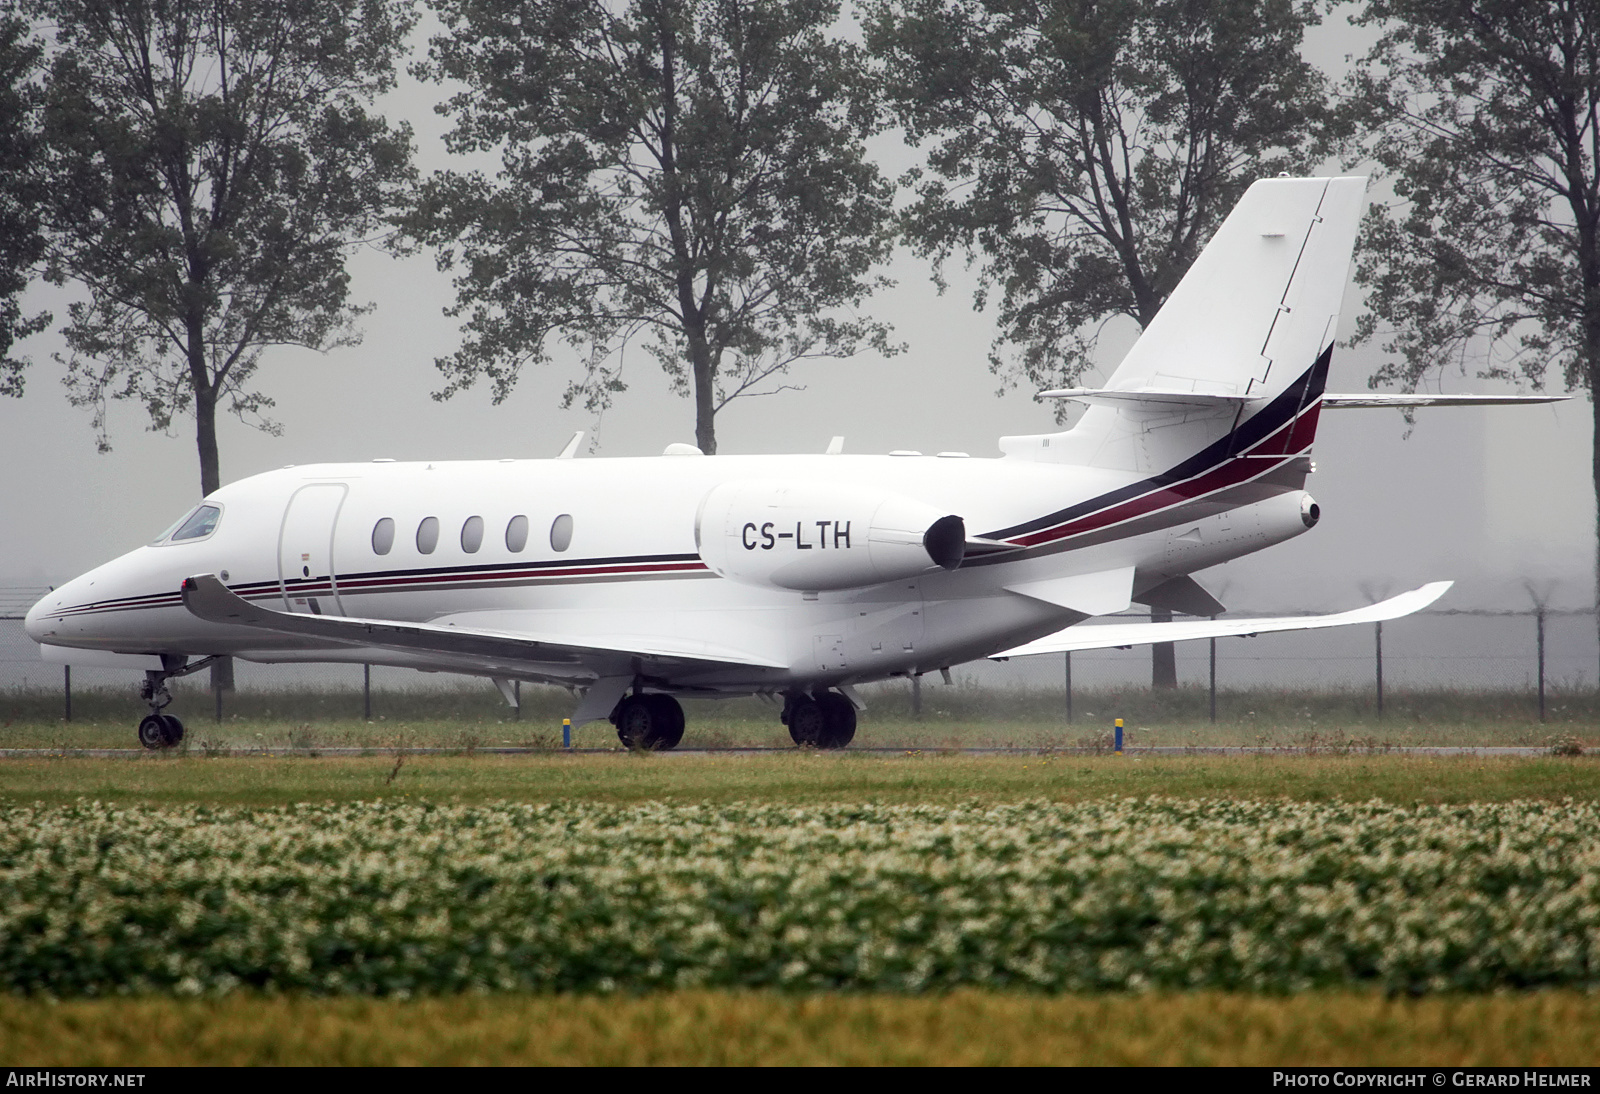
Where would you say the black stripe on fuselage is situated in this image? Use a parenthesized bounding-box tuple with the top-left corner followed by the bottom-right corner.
(978, 345, 1332, 541)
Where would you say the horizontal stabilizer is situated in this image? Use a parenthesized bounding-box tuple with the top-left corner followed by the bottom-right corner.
(1037, 387, 1262, 409)
(181, 573, 786, 670)
(1322, 394, 1568, 409)
(1004, 567, 1135, 617)
(993, 581, 1451, 658)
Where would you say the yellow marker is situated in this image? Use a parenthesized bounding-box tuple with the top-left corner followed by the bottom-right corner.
(1114, 717, 1124, 755)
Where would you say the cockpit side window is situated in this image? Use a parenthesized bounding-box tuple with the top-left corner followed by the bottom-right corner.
(154, 504, 222, 544)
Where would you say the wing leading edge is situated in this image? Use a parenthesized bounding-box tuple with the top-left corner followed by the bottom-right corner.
(992, 581, 1451, 658)
(180, 574, 788, 671)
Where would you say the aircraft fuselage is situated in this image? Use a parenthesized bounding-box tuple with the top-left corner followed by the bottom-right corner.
(26, 451, 1314, 695)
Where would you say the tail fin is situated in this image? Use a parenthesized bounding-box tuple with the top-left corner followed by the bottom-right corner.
(1002, 176, 1366, 470)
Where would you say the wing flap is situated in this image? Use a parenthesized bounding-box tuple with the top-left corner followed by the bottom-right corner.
(993, 582, 1451, 658)
(181, 574, 788, 670)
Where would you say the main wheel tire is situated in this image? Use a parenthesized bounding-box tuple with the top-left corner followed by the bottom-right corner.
(615, 695, 650, 747)
(815, 692, 856, 749)
(787, 696, 825, 747)
(615, 694, 681, 750)
(644, 694, 685, 750)
(159, 714, 185, 747)
(137, 714, 168, 750)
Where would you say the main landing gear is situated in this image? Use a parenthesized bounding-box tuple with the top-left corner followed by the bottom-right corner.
(604, 687, 858, 751)
(782, 690, 856, 749)
(611, 692, 686, 750)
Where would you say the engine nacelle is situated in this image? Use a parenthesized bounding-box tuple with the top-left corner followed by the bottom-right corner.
(696, 479, 966, 591)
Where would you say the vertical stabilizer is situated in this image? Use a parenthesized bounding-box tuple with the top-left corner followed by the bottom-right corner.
(1002, 176, 1366, 471)
(1109, 176, 1365, 398)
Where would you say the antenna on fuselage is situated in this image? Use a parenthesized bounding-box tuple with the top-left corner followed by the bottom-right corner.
(556, 431, 585, 459)
(825, 436, 844, 455)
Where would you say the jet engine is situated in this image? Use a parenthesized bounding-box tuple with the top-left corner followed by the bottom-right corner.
(696, 479, 966, 591)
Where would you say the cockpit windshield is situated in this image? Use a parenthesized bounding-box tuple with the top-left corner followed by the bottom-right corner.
(152, 504, 222, 545)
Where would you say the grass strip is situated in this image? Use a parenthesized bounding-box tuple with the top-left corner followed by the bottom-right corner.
(6, 682, 1598, 750)
(3, 991, 1598, 1065)
(0, 752, 1595, 807)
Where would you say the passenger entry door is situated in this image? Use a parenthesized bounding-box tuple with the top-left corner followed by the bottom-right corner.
(279, 483, 348, 615)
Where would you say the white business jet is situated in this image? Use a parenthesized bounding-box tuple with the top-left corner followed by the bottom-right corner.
(25, 176, 1560, 750)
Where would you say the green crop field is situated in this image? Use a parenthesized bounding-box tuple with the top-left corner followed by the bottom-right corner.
(0, 736, 1597, 1065)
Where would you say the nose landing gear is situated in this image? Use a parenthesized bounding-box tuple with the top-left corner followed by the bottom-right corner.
(133, 656, 221, 750)
(782, 690, 856, 749)
(137, 672, 185, 749)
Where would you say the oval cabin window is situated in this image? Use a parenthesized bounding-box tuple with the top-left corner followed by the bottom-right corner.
(550, 513, 574, 552)
(461, 515, 484, 553)
(505, 514, 529, 553)
(416, 516, 440, 554)
(372, 517, 395, 555)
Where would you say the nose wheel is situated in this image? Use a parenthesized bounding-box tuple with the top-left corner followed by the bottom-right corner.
(137, 713, 185, 749)
(135, 665, 200, 750)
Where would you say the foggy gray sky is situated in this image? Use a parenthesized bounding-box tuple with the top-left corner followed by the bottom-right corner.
(0, 8, 1591, 612)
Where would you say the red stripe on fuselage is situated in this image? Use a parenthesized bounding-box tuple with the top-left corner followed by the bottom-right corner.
(1007, 408, 1313, 549)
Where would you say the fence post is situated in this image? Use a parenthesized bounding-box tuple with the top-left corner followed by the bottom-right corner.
(363, 664, 372, 721)
(63, 665, 71, 724)
(1064, 651, 1073, 725)
(1209, 636, 1217, 723)
(1375, 620, 1384, 720)
(1537, 608, 1547, 723)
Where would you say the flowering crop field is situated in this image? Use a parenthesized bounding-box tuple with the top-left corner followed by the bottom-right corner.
(3, 797, 1597, 998)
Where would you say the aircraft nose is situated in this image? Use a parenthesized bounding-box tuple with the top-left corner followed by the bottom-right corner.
(22, 587, 61, 643)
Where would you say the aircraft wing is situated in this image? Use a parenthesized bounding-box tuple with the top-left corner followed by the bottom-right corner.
(992, 581, 1451, 658)
(180, 573, 788, 671)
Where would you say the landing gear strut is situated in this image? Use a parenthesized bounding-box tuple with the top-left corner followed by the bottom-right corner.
(611, 692, 685, 750)
(133, 655, 222, 750)
(137, 671, 184, 750)
(783, 690, 856, 749)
